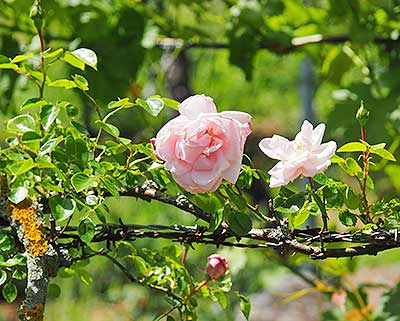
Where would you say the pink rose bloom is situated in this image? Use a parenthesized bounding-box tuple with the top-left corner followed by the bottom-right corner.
(259, 120, 337, 188)
(153, 94, 252, 193)
(206, 254, 229, 280)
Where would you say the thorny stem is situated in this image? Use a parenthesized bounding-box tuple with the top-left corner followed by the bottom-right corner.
(307, 177, 316, 190)
(181, 247, 188, 264)
(83, 91, 103, 121)
(82, 91, 104, 145)
(101, 253, 182, 302)
(307, 177, 328, 232)
(191, 279, 209, 296)
(360, 127, 371, 221)
(145, 275, 209, 320)
(37, 27, 46, 98)
(154, 303, 181, 321)
(52, 215, 73, 242)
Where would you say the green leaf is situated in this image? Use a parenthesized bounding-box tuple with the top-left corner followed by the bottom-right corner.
(2, 283, 17, 303)
(12, 269, 26, 280)
(8, 187, 28, 204)
(213, 290, 228, 309)
(71, 173, 96, 192)
(0, 270, 7, 286)
(226, 209, 252, 236)
(226, 188, 247, 210)
(95, 120, 120, 138)
(65, 104, 79, 118)
(48, 79, 77, 89)
(20, 98, 48, 110)
(44, 48, 64, 59)
(312, 192, 329, 230)
(107, 98, 134, 109)
(71, 48, 98, 70)
(21, 131, 41, 142)
(65, 136, 89, 163)
(331, 154, 345, 164)
(58, 267, 75, 278)
(161, 97, 180, 110)
(38, 137, 63, 156)
(40, 104, 60, 131)
(8, 158, 35, 175)
(146, 97, 164, 116)
(0, 257, 25, 267)
(85, 195, 98, 206)
(0, 55, 8, 63)
(48, 283, 61, 298)
(136, 97, 164, 117)
(345, 158, 362, 175)
(10, 53, 33, 64)
(0, 63, 18, 70)
(49, 196, 76, 221)
(77, 269, 93, 285)
(72, 74, 89, 91)
(366, 175, 374, 190)
(95, 205, 108, 224)
(78, 218, 95, 244)
(370, 148, 396, 161)
(7, 114, 36, 133)
(313, 173, 328, 185)
(22, 64, 44, 82)
(100, 177, 120, 198)
(209, 208, 224, 232)
(71, 121, 90, 135)
(236, 292, 251, 320)
(345, 187, 360, 210)
(337, 142, 367, 153)
(62, 52, 85, 70)
(133, 256, 148, 276)
(371, 143, 386, 150)
(289, 207, 310, 229)
(338, 210, 357, 227)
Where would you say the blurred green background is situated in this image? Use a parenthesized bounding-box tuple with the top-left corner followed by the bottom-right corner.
(2, 0, 400, 320)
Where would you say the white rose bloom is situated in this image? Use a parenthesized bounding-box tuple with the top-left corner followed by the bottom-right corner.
(259, 120, 337, 188)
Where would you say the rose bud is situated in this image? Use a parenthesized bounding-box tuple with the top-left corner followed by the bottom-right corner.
(206, 254, 229, 280)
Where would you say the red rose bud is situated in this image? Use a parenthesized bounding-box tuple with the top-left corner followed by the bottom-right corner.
(150, 138, 163, 161)
(206, 254, 229, 280)
(150, 138, 156, 151)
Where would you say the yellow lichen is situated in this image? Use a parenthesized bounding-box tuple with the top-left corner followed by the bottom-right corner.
(22, 303, 44, 321)
(7, 200, 48, 257)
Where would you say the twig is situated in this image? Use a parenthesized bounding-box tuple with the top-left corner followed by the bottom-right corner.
(101, 252, 182, 301)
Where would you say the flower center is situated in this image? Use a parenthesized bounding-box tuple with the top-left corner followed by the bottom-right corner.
(203, 128, 223, 156)
(296, 143, 303, 150)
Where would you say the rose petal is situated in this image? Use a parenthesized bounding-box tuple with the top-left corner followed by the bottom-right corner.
(192, 153, 230, 186)
(312, 123, 326, 146)
(223, 159, 242, 184)
(259, 135, 292, 160)
(220, 111, 252, 126)
(179, 94, 217, 119)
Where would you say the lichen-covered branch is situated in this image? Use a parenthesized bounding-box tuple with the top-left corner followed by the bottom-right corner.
(6, 197, 71, 321)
